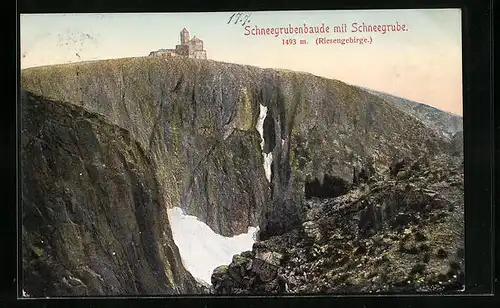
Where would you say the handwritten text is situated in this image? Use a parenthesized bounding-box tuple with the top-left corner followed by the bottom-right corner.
(228, 13, 252, 26)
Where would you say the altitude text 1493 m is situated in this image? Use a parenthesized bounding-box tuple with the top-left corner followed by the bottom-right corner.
(282, 39, 308, 45)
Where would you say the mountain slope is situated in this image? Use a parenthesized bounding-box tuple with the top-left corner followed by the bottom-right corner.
(360, 88, 463, 138)
(20, 57, 460, 295)
(211, 154, 464, 294)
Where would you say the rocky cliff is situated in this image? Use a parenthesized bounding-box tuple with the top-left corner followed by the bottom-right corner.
(211, 154, 464, 294)
(21, 91, 203, 296)
(21, 56, 460, 295)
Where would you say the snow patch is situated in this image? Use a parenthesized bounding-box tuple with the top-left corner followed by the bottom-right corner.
(167, 207, 258, 286)
(263, 152, 273, 182)
(256, 104, 273, 182)
(256, 104, 267, 149)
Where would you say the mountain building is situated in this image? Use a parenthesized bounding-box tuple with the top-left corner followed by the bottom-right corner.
(149, 28, 207, 59)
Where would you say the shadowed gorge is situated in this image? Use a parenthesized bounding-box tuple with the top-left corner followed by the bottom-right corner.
(20, 56, 463, 295)
(304, 175, 350, 199)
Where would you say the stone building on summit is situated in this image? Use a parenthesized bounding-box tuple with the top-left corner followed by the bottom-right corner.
(149, 28, 207, 59)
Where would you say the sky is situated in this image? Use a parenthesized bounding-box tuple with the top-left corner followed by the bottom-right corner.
(20, 9, 462, 115)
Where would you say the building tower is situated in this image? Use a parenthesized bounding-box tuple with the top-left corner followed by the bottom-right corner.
(191, 36, 203, 50)
(180, 28, 190, 45)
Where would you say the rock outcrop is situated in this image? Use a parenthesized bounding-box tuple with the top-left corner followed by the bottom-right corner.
(21, 56, 461, 295)
(21, 92, 203, 296)
(211, 154, 464, 294)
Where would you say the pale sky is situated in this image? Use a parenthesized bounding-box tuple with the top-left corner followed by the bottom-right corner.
(20, 9, 463, 115)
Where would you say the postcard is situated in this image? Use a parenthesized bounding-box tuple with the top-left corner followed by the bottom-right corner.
(19, 9, 464, 297)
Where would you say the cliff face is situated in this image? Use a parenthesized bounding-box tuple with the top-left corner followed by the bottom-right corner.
(21, 57, 271, 238)
(21, 57, 458, 295)
(21, 57, 451, 241)
(21, 91, 203, 296)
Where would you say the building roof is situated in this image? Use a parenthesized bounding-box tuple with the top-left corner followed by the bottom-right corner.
(191, 36, 202, 41)
(181, 28, 189, 33)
